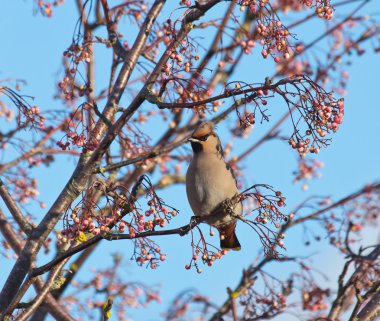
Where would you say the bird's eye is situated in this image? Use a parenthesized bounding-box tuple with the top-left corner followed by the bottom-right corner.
(198, 135, 209, 141)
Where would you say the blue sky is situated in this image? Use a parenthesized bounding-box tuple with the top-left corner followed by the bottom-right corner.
(1, 1, 379, 320)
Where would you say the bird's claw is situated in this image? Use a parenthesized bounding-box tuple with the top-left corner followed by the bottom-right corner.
(180, 216, 201, 236)
(190, 215, 201, 226)
(222, 198, 234, 215)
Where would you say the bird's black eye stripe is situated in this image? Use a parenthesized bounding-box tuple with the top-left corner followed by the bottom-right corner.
(198, 135, 209, 141)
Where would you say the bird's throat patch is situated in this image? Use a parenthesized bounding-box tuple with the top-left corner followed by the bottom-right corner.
(191, 141, 203, 153)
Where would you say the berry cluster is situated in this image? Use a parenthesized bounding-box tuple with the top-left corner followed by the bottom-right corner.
(293, 158, 324, 189)
(228, 82, 272, 132)
(302, 286, 330, 311)
(248, 292, 287, 313)
(257, 19, 292, 63)
(277, 0, 334, 20)
(0, 100, 14, 123)
(56, 108, 98, 152)
(185, 242, 229, 273)
(7, 171, 40, 204)
(163, 18, 199, 76)
(57, 41, 93, 102)
(25, 106, 46, 130)
(238, 185, 289, 257)
(243, 186, 287, 223)
(0, 86, 46, 130)
(36, 0, 64, 17)
(132, 237, 167, 269)
(27, 154, 54, 168)
(277, 56, 313, 78)
(240, 39, 256, 55)
(240, 274, 290, 319)
(56, 130, 98, 152)
(58, 131, 98, 152)
(58, 177, 178, 269)
(323, 191, 380, 256)
(239, 0, 293, 62)
(315, 0, 334, 20)
(278, 0, 307, 11)
(179, 0, 191, 6)
(285, 77, 344, 157)
(118, 123, 153, 161)
(232, 113, 254, 137)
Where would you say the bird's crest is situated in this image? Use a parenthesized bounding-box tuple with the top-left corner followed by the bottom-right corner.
(192, 121, 215, 138)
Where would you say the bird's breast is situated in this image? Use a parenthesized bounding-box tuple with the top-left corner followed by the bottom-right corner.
(186, 154, 240, 219)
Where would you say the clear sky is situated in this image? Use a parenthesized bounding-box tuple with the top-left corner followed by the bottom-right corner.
(0, 1, 379, 320)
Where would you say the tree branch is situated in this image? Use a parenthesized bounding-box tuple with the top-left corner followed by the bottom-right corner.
(355, 286, 380, 321)
(0, 178, 33, 235)
(208, 181, 380, 321)
(95, 139, 187, 173)
(148, 76, 304, 109)
(16, 260, 70, 321)
(31, 221, 196, 278)
(0, 204, 74, 320)
(290, 182, 380, 226)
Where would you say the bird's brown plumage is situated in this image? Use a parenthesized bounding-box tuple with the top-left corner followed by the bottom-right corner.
(191, 121, 215, 138)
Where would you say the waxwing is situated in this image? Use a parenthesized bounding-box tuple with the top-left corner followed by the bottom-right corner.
(186, 122, 241, 250)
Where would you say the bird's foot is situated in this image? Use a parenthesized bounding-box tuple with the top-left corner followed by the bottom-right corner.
(190, 215, 201, 226)
(222, 198, 235, 215)
(179, 216, 201, 236)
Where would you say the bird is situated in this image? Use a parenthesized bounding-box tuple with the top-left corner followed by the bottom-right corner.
(186, 121, 242, 250)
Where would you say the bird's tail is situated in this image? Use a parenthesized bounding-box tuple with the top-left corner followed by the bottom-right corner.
(218, 222, 241, 251)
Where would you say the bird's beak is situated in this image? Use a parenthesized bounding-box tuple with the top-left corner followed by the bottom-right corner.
(188, 137, 200, 143)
